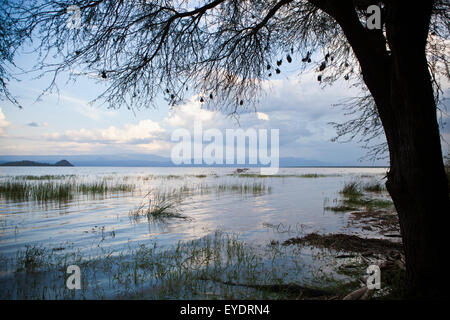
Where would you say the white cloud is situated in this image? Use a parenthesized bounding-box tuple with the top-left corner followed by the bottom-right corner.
(256, 112, 270, 121)
(46, 119, 165, 144)
(0, 108, 11, 136)
(164, 96, 223, 128)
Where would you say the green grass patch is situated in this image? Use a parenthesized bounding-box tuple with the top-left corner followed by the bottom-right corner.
(363, 181, 385, 193)
(340, 182, 363, 197)
(325, 181, 393, 212)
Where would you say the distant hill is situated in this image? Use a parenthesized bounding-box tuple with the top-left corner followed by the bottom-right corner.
(0, 160, 74, 167)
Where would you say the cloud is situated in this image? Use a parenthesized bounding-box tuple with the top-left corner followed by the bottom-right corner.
(0, 108, 11, 136)
(256, 112, 269, 121)
(164, 97, 222, 128)
(0, 72, 395, 163)
(45, 119, 165, 145)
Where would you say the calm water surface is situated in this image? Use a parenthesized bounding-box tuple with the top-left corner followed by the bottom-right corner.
(0, 167, 388, 258)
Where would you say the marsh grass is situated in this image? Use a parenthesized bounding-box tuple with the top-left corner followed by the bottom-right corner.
(0, 179, 135, 202)
(325, 181, 393, 212)
(363, 181, 385, 193)
(1, 229, 402, 300)
(129, 191, 187, 222)
(340, 182, 363, 198)
(0, 231, 339, 300)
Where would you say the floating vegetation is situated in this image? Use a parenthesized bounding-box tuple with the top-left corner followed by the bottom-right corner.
(283, 233, 402, 254)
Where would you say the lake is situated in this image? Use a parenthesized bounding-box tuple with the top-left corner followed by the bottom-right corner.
(0, 166, 391, 299)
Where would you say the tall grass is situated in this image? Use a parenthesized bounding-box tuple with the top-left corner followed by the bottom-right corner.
(0, 179, 135, 202)
(340, 182, 363, 198)
(362, 181, 385, 192)
(325, 180, 392, 212)
(129, 191, 187, 222)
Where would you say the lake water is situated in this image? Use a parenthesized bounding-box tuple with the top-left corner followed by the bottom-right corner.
(0, 166, 389, 258)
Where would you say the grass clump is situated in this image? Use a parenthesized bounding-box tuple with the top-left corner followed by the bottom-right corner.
(76, 181, 134, 194)
(129, 192, 187, 222)
(325, 181, 393, 212)
(15, 245, 49, 272)
(0, 181, 73, 201)
(340, 182, 363, 198)
(0, 181, 30, 200)
(363, 181, 385, 193)
(32, 182, 73, 201)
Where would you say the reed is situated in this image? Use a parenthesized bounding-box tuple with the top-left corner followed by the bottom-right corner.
(0, 179, 135, 202)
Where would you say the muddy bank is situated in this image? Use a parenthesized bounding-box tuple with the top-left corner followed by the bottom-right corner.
(283, 233, 402, 255)
(347, 209, 401, 236)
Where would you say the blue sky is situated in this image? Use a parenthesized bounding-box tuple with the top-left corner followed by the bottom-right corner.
(0, 49, 449, 166)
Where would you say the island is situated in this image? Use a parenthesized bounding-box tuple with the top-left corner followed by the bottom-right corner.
(0, 160, 74, 167)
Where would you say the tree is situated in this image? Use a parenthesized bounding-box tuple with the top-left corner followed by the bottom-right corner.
(0, 0, 25, 107)
(1, 0, 449, 298)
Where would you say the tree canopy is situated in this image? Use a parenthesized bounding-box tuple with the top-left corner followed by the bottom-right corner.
(0, 1, 449, 154)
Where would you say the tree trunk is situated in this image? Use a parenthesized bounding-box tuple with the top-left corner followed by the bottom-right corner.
(381, 1, 450, 299)
(316, 0, 450, 298)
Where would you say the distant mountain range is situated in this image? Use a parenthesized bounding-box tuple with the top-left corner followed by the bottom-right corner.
(0, 154, 387, 167)
(0, 160, 74, 167)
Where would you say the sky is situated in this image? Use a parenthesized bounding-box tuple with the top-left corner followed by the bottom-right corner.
(0, 50, 449, 166)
